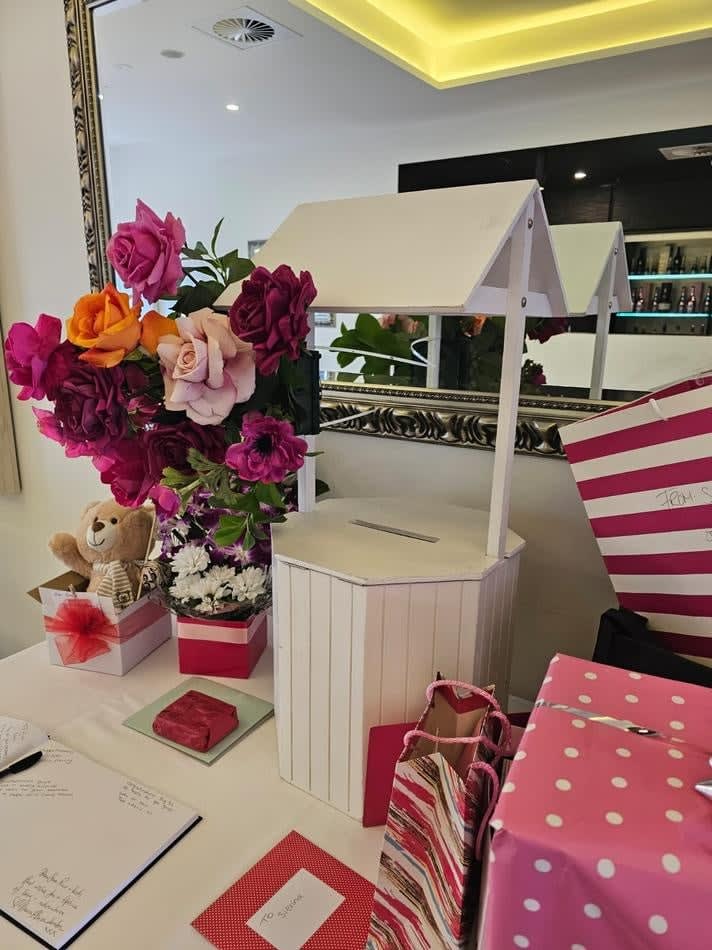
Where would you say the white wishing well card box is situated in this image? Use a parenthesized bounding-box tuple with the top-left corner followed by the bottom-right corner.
(0, 717, 200, 950)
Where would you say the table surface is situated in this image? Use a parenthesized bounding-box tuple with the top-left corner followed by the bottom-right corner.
(0, 640, 384, 950)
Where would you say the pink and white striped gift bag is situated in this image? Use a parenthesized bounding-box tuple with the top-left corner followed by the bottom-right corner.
(560, 373, 712, 663)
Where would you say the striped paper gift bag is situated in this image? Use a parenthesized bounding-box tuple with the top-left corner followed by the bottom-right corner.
(560, 373, 712, 663)
(366, 680, 509, 950)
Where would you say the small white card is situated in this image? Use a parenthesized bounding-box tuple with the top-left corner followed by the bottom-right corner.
(246, 868, 345, 950)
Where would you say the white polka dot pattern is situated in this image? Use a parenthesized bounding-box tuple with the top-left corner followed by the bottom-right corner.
(480, 655, 708, 950)
(192, 830, 373, 949)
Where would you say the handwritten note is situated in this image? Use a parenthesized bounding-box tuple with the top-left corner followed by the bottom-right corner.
(0, 777, 72, 800)
(9, 869, 85, 943)
(247, 869, 344, 950)
(657, 485, 712, 509)
(118, 780, 176, 817)
(0, 717, 47, 770)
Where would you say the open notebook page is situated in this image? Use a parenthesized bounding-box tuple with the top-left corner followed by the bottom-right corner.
(0, 716, 48, 770)
(0, 737, 200, 950)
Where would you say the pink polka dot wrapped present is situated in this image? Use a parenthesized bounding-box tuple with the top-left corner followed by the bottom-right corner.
(479, 654, 712, 950)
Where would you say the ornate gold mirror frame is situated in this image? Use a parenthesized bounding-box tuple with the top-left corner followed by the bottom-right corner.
(64, 0, 611, 459)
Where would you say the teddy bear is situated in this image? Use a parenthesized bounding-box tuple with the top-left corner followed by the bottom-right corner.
(49, 499, 156, 609)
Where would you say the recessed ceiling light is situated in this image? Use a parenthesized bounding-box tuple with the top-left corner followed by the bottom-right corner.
(161, 49, 185, 59)
(225, 103, 240, 111)
(574, 170, 587, 180)
(98, 93, 104, 100)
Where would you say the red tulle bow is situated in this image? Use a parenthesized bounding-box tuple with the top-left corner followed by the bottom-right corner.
(44, 599, 120, 666)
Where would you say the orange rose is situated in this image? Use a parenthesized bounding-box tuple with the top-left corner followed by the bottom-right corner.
(67, 284, 141, 368)
(140, 310, 180, 355)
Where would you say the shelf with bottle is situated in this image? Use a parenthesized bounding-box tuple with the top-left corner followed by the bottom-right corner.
(628, 281, 712, 316)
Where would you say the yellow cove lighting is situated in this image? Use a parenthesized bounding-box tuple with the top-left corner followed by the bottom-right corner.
(289, 0, 712, 88)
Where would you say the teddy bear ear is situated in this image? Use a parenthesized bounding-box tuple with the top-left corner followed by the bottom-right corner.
(81, 500, 102, 518)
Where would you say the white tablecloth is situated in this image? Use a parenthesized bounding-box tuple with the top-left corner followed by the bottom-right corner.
(0, 640, 383, 950)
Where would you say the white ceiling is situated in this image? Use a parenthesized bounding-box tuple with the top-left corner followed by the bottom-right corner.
(94, 0, 449, 147)
(93, 0, 712, 151)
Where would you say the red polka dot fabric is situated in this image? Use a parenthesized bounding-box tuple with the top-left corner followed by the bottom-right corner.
(192, 831, 373, 949)
(480, 654, 712, 949)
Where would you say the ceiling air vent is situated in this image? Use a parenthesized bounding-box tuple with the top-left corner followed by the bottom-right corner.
(193, 7, 300, 50)
(659, 142, 712, 160)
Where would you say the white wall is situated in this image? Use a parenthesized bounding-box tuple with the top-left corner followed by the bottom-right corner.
(1, 0, 711, 696)
(0, 0, 103, 659)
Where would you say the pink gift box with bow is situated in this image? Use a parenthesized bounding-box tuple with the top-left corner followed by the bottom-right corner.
(479, 654, 712, 950)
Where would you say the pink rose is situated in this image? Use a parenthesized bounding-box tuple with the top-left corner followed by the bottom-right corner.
(157, 308, 255, 426)
(229, 265, 316, 375)
(226, 412, 307, 483)
(107, 199, 186, 304)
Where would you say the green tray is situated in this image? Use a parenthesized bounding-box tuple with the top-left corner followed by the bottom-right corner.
(123, 676, 274, 764)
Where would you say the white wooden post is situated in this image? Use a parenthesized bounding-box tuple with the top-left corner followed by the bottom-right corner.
(298, 321, 317, 513)
(426, 314, 442, 389)
(486, 200, 535, 560)
(589, 251, 616, 400)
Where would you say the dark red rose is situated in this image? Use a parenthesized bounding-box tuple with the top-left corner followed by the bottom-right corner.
(141, 421, 226, 482)
(526, 317, 570, 344)
(229, 264, 316, 375)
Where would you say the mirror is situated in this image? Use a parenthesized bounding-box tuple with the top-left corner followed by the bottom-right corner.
(65, 0, 712, 458)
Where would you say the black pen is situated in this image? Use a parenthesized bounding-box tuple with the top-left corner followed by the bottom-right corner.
(0, 750, 43, 781)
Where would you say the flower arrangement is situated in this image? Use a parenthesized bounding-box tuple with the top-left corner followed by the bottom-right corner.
(4, 200, 319, 619)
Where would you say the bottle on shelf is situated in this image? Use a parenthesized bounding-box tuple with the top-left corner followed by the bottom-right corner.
(677, 286, 688, 313)
(703, 285, 712, 315)
(650, 287, 661, 312)
(633, 288, 646, 312)
(634, 248, 647, 274)
(686, 288, 697, 313)
(671, 246, 683, 274)
(658, 283, 673, 312)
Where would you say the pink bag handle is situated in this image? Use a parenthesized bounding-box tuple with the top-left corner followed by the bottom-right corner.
(421, 679, 512, 760)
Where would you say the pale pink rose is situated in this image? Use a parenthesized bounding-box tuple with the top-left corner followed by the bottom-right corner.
(156, 308, 255, 426)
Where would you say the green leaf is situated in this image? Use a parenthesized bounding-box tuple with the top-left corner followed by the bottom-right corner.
(220, 250, 254, 285)
(354, 312, 382, 343)
(183, 265, 218, 279)
(173, 280, 223, 315)
(210, 218, 225, 255)
(161, 467, 196, 490)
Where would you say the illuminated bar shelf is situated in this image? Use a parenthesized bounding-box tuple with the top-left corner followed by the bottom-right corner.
(629, 273, 712, 281)
(617, 311, 709, 318)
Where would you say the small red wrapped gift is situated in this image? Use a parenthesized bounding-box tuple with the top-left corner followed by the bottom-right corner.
(152, 689, 238, 751)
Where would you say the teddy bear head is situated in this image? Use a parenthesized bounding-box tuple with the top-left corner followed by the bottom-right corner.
(77, 500, 154, 565)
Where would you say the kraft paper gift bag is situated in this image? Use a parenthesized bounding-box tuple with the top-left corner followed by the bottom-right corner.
(366, 679, 510, 950)
(560, 372, 712, 664)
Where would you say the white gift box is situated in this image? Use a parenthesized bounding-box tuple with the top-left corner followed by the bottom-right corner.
(29, 572, 171, 675)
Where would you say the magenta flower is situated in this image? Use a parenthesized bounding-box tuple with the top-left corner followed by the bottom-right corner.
(149, 485, 181, 520)
(106, 199, 186, 304)
(4, 313, 63, 400)
(97, 439, 155, 508)
(229, 265, 316, 375)
(226, 413, 307, 483)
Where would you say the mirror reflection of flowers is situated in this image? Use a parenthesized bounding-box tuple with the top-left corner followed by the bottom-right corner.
(4, 199, 319, 620)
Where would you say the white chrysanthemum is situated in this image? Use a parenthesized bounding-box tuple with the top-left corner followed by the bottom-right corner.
(231, 566, 268, 602)
(206, 565, 239, 587)
(169, 575, 197, 602)
(171, 544, 210, 578)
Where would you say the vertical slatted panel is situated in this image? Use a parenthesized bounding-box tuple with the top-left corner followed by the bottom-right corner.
(290, 566, 311, 791)
(432, 581, 463, 681)
(309, 571, 332, 803)
(406, 583, 437, 719)
(349, 584, 376, 818)
(498, 555, 521, 705)
(274, 559, 292, 781)
(460, 579, 483, 684)
(329, 578, 353, 813)
(486, 566, 505, 689)
(380, 585, 410, 723)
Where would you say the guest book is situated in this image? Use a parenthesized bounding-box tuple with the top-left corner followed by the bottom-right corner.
(0, 716, 200, 950)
